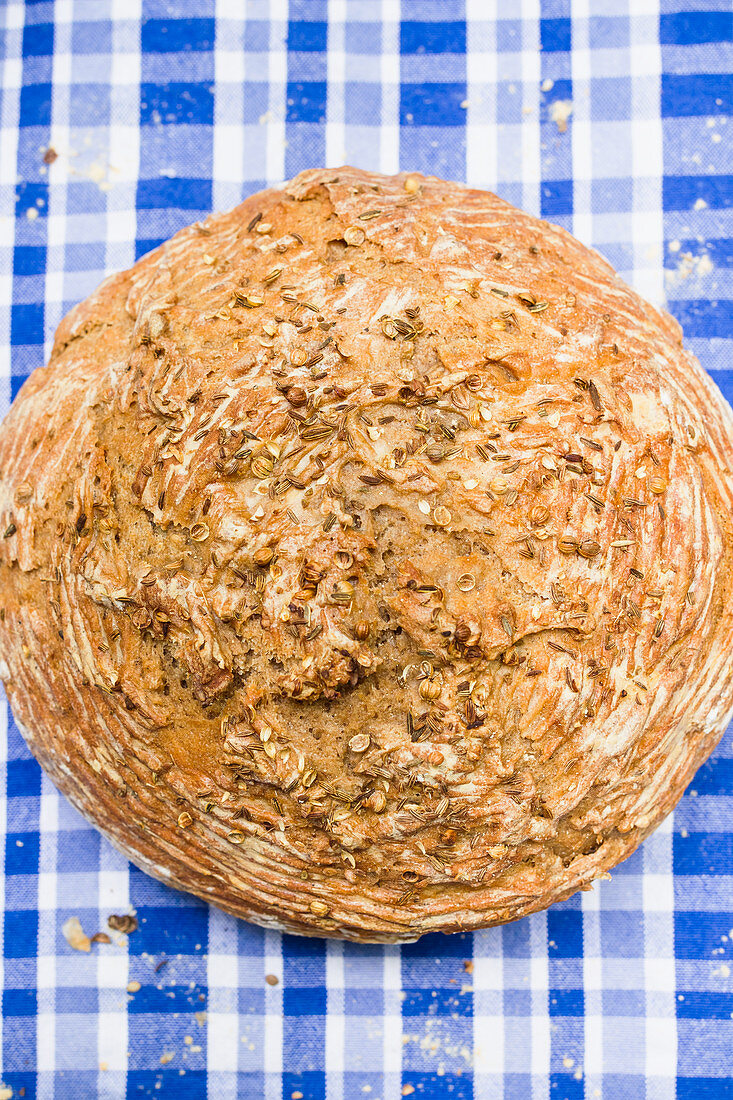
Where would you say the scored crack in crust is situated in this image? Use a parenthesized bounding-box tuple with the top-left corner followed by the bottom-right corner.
(0, 167, 732, 941)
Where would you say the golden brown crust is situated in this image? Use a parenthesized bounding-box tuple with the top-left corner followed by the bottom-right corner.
(0, 167, 732, 941)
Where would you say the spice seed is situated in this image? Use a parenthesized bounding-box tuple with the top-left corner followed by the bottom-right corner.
(419, 676, 442, 700)
(252, 456, 274, 479)
(500, 616, 514, 639)
(344, 226, 365, 247)
(368, 790, 387, 812)
(349, 733, 370, 753)
(578, 538, 601, 559)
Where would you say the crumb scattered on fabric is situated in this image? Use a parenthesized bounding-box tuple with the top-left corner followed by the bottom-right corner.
(549, 99, 573, 133)
(665, 250, 713, 287)
(62, 916, 91, 952)
(75, 156, 112, 189)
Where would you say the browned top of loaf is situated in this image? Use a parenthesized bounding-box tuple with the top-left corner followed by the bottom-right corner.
(0, 167, 732, 941)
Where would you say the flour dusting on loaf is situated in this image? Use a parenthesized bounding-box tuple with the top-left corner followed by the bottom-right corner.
(1, 167, 732, 941)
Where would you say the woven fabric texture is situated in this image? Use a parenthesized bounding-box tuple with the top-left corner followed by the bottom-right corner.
(0, 1, 731, 1097)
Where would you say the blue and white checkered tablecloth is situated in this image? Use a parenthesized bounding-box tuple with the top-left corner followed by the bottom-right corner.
(0, 1, 731, 1097)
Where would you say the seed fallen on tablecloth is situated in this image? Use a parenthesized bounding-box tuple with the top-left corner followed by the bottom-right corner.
(108, 913, 138, 934)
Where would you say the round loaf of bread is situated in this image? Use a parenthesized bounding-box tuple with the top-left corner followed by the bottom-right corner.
(1, 167, 731, 942)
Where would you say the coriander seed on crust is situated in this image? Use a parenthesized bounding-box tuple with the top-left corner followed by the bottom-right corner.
(0, 167, 732, 942)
